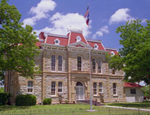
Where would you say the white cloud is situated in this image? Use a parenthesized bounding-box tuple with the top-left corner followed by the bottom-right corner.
(109, 8, 135, 24)
(34, 12, 91, 37)
(23, 0, 56, 26)
(92, 26, 109, 39)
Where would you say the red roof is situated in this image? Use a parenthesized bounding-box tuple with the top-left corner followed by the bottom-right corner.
(46, 36, 68, 46)
(88, 41, 105, 50)
(106, 48, 118, 55)
(37, 32, 118, 53)
(36, 41, 43, 48)
(124, 82, 142, 88)
(68, 32, 88, 45)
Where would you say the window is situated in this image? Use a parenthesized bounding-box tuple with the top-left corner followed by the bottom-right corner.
(51, 81, 56, 95)
(130, 89, 136, 94)
(112, 68, 115, 74)
(99, 82, 103, 93)
(58, 82, 63, 93)
(110, 51, 115, 56)
(94, 44, 98, 49)
(77, 56, 82, 71)
(58, 55, 63, 71)
(93, 82, 97, 95)
(98, 59, 101, 73)
(113, 83, 117, 95)
(51, 55, 55, 71)
(76, 36, 81, 42)
(54, 39, 60, 45)
(92, 59, 96, 73)
(28, 81, 33, 93)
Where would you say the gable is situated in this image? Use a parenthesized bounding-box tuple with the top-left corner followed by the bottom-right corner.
(68, 32, 88, 45)
(68, 41, 92, 49)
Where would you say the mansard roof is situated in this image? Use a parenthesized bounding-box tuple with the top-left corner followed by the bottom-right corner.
(37, 30, 118, 53)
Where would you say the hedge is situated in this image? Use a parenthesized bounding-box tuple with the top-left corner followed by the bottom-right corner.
(0, 93, 11, 105)
(15, 94, 36, 106)
(43, 98, 52, 105)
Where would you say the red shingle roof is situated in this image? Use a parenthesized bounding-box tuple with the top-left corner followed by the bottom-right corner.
(124, 82, 142, 88)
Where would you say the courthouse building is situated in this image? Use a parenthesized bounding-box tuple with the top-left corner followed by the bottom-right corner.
(5, 29, 126, 104)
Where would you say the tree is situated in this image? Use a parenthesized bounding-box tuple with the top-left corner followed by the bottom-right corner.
(0, 0, 39, 79)
(109, 20, 150, 84)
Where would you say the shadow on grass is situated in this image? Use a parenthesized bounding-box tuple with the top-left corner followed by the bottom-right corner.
(0, 105, 32, 111)
(107, 102, 150, 108)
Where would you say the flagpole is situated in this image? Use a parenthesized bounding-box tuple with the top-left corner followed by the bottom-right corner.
(89, 49, 92, 111)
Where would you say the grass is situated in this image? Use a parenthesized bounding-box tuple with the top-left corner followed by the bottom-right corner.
(106, 101, 150, 109)
(0, 104, 150, 115)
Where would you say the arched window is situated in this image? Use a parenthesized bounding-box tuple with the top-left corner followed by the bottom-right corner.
(58, 55, 63, 71)
(77, 56, 82, 71)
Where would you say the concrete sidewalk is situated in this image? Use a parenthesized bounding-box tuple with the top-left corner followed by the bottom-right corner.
(104, 105, 150, 112)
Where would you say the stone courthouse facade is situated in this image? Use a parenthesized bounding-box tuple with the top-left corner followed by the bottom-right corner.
(5, 29, 126, 104)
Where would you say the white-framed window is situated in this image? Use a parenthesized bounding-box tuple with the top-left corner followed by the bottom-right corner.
(111, 51, 115, 56)
(54, 39, 60, 45)
(99, 82, 103, 93)
(92, 59, 96, 73)
(130, 89, 136, 94)
(76, 36, 81, 42)
(27, 81, 33, 94)
(113, 83, 117, 95)
(77, 56, 82, 71)
(51, 81, 56, 95)
(94, 44, 98, 49)
(93, 82, 97, 95)
(58, 81, 63, 93)
(58, 55, 63, 71)
(51, 55, 55, 71)
(98, 59, 101, 73)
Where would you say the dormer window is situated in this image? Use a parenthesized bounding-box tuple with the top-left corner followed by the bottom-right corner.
(54, 39, 60, 45)
(94, 44, 98, 49)
(111, 51, 115, 56)
(76, 36, 81, 42)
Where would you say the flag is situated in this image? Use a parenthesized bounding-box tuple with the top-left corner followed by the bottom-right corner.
(84, 4, 90, 26)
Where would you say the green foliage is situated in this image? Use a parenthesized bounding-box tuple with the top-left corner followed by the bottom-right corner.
(43, 98, 52, 105)
(109, 19, 150, 84)
(0, 0, 40, 77)
(15, 94, 36, 106)
(141, 85, 150, 97)
(0, 87, 4, 93)
(0, 92, 11, 105)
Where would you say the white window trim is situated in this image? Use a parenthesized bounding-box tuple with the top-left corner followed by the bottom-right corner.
(93, 82, 97, 96)
(77, 56, 82, 71)
(51, 55, 56, 72)
(51, 81, 56, 96)
(27, 81, 34, 94)
(99, 82, 103, 93)
(113, 83, 117, 96)
(98, 59, 102, 73)
(58, 81, 63, 94)
(76, 36, 81, 42)
(54, 38, 60, 45)
(94, 44, 98, 50)
(58, 55, 63, 72)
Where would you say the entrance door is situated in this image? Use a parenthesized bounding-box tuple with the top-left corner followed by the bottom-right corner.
(76, 82, 84, 100)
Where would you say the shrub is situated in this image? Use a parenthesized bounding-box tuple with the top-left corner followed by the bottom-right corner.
(43, 98, 52, 105)
(15, 94, 36, 106)
(0, 93, 11, 105)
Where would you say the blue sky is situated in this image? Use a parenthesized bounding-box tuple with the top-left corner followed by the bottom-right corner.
(8, 0, 150, 50)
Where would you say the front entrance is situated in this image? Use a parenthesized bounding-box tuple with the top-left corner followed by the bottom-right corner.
(76, 82, 85, 100)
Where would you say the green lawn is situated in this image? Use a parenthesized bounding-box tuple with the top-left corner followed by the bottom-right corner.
(106, 102, 150, 109)
(0, 104, 150, 115)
